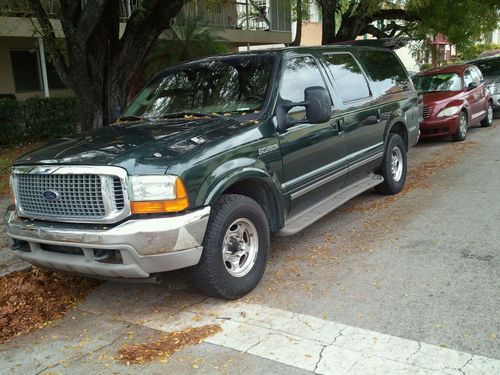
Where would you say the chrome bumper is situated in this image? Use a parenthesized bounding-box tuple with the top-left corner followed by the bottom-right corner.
(4, 205, 210, 279)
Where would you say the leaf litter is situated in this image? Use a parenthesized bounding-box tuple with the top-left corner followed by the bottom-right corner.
(115, 324, 221, 365)
(0, 267, 100, 344)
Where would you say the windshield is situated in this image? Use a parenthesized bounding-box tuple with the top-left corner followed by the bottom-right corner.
(471, 58, 500, 76)
(412, 73, 462, 93)
(124, 54, 276, 119)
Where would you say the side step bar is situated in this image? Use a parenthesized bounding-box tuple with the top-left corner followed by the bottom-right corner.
(277, 174, 384, 236)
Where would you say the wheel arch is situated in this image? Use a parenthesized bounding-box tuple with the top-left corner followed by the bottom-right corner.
(386, 121, 409, 152)
(202, 165, 286, 233)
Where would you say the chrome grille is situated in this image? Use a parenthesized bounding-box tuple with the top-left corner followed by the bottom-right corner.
(16, 174, 106, 218)
(422, 105, 431, 119)
(12, 165, 131, 224)
(112, 176, 125, 210)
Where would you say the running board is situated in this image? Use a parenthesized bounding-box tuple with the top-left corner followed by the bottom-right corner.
(277, 174, 384, 236)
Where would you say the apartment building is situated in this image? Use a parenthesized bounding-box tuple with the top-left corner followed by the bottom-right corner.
(0, 0, 291, 100)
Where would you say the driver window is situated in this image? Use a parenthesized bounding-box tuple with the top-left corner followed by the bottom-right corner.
(279, 56, 328, 120)
(464, 70, 473, 87)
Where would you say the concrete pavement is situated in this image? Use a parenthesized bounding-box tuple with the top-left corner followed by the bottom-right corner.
(1, 120, 499, 373)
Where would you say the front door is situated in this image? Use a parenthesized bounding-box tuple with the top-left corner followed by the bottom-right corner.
(277, 55, 347, 216)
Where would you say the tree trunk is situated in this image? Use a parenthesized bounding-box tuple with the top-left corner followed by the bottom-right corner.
(27, 0, 186, 132)
(290, 0, 302, 46)
(321, 0, 337, 45)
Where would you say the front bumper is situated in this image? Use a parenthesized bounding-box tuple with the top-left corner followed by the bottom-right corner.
(419, 114, 459, 138)
(4, 205, 210, 279)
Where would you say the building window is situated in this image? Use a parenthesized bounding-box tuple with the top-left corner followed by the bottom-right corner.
(10, 49, 66, 92)
(10, 50, 41, 92)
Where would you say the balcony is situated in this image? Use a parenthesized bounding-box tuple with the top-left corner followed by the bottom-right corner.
(0, 0, 291, 43)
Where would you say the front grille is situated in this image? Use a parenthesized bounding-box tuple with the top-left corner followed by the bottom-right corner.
(422, 105, 431, 119)
(112, 176, 125, 210)
(16, 174, 106, 219)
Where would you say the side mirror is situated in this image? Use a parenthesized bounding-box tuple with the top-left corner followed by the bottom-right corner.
(276, 86, 332, 132)
(467, 82, 478, 91)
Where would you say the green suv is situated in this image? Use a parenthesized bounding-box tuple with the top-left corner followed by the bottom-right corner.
(5, 46, 419, 299)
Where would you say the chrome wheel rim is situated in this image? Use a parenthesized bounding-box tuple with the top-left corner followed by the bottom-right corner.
(487, 105, 493, 123)
(459, 114, 467, 137)
(222, 218, 259, 278)
(391, 147, 404, 182)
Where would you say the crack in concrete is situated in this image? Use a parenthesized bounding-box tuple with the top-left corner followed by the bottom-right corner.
(295, 313, 327, 333)
(313, 345, 327, 373)
(34, 325, 128, 375)
(329, 326, 347, 346)
(457, 355, 474, 375)
(405, 341, 422, 362)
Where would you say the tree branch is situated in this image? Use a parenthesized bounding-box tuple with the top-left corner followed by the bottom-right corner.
(25, 0, 71, 86)
(370, 8, 418, 22)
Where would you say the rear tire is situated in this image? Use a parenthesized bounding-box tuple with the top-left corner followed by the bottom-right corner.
(481, 102, 493, 127)
(376, 133, 407, 195)
(191, 194, 269, 300)
(452, 112, 467, 142)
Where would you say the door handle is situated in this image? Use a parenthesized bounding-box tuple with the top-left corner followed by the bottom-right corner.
(330, 118, 345, 135)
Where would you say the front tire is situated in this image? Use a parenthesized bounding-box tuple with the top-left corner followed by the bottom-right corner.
(481, 102, 493, 127)
(452, 111, 467, 142)
(191, 194, 269, 300)
(376, 133, 407, 195)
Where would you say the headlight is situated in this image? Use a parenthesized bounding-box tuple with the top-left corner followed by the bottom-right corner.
(129, 175, 189, 213)
(436, 106, 460, 118)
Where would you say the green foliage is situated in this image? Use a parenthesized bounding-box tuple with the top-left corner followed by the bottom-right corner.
(292, 0, 312, 22)
(406, 0, 499, 48)
(459, 43, 500, 60)
(0, 99, 23, 146)
(144, 16, 228, 80)
(23, 97, 79, 140)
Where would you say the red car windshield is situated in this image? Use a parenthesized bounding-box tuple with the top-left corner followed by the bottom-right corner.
(413, 73, 462, 93)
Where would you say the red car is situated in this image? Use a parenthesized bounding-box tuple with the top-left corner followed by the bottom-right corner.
(412, 64, 493, 141)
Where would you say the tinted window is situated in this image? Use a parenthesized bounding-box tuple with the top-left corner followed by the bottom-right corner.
(412, 73, 462, 92)
(358, 50, 409, 95)
(472, 66, 483, 82)
(279, 56, 327, 115)
(469, 67, 481, 84)
(125, 55, 276, 118)
(10, 50, 41, 92)
(323, 53, 370, 102)
(464, 70, 473, 87)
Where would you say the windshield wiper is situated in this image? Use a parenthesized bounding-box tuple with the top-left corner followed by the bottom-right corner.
(158, 112, 224, 119)
(116, 115, 156, 122)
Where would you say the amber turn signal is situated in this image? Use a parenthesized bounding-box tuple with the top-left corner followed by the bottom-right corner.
(130, 179, 189, 214)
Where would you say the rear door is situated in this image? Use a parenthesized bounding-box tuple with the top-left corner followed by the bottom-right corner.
(320, 51, 384, 185)
(277, 55, 347, 216)
(464, 67, 483, 121)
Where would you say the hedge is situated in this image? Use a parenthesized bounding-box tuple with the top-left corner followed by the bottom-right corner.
(24, 97, 79, 140)
(0, 99, 25, 146)
(0, 96, 78, 146)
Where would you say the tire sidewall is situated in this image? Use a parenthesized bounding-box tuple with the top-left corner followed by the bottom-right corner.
(383, 134, 407, 194)
(454, 112, 467, 141)
(201, 197, 269, 298)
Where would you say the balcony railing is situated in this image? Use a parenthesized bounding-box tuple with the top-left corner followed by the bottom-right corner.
(0, 0, 291, 32)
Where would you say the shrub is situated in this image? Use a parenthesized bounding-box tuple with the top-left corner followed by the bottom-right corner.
(0, 98, 23, 146)
(24, 97, 79, 140)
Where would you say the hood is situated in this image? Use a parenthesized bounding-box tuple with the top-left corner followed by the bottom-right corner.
(422, 91, 462, 106)
(14, 118, 242, 175)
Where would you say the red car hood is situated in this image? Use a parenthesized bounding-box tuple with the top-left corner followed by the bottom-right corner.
(423, 91, 461, 105)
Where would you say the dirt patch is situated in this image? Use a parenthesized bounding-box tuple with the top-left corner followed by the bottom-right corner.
(343, 141, 479, 213)
(115, 324, 221, 365)
(0, 143, 41, 195)
(0, 267, 100, 344)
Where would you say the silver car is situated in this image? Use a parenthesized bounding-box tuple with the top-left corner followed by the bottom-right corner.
(469, 55, 500, 111)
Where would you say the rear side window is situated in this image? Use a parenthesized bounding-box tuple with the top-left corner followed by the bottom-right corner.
(322, 53, 371, 102)
(358, 50, 409, 95)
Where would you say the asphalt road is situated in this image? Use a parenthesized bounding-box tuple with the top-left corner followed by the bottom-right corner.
(1, 119, 499, 374)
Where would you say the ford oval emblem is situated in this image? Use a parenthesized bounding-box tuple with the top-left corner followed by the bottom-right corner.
(42, 190, 59, 201)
